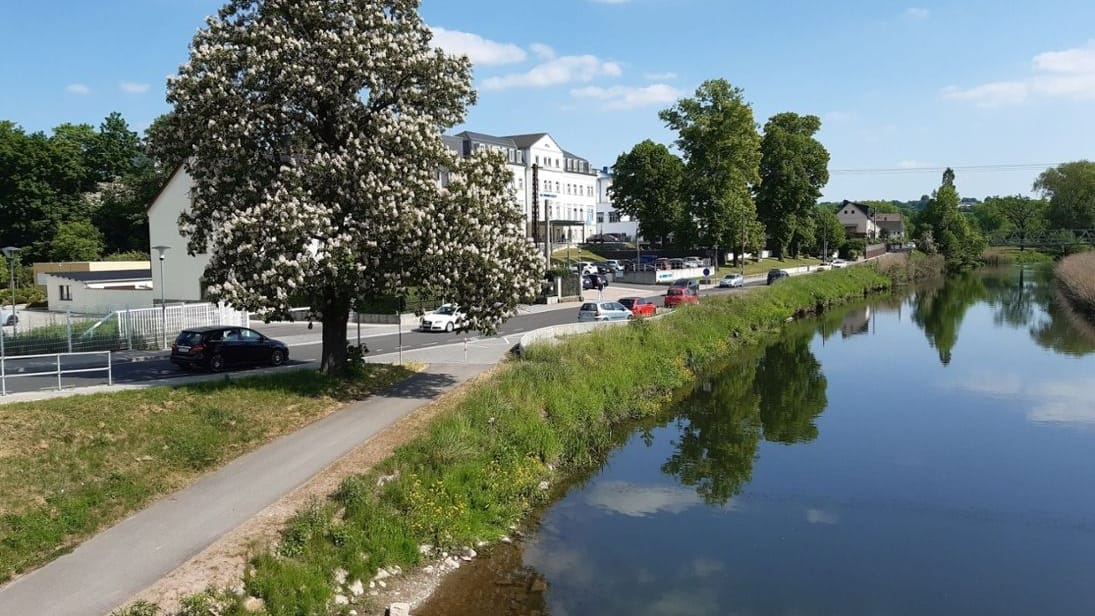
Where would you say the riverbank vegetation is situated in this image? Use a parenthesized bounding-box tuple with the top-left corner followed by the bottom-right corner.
(116, 267, 890, 616)
(0, 365, 414, 583)
(1055, 250, 1095, 319)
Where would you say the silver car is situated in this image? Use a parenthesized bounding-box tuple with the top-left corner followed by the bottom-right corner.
(718, 273, 744, 288)
(578, 301, 633, 322)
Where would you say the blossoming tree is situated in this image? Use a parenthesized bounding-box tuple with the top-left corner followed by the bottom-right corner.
(153, 0, 543, 374)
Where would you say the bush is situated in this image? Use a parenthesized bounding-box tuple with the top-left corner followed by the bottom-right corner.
(1055, 250, 1095, 318)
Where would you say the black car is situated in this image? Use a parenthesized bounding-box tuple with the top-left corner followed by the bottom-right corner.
(766, 269, 791, 285)
(582, 273, 609, 290)
(170, 326, 288, 372)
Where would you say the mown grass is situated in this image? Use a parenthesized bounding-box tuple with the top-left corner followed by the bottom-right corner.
(714, 255, 825, 278)
(983, 247, 1054, 266)
(1055, 250, 1095, 319)
(0, 364, 415, 583)
(132, 266, 894, 616)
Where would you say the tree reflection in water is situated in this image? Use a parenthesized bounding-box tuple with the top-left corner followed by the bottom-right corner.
(662, 323, 827, 505)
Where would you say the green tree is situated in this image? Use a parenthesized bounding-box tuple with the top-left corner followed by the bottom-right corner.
(755, 113, 830, 260)
(659, 79, 762, 264)
(980, 195, 1047, 249)
(48, 220, 103, 261)
(917, 168, 985, 271)
(1033, 161, 1095, 230)
(813, 204, 846, 259)
(153, 0, 542, 375)
(88, 112, 143, 183)
(609, 140, 687, 246)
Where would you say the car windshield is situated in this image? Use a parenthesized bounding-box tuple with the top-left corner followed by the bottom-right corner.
(619, 298, 635, 308)
(436, 305, 458, 315)
(666, 288, 682, 295)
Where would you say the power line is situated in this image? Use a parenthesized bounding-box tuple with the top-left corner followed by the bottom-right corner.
(830, 163, 1058, 176)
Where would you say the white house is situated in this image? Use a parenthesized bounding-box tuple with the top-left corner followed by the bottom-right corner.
(594, 167, 639, 242)
(836, 200, 905, 240)
(44, 269, 154, 314)
(147, 167, 211, 303)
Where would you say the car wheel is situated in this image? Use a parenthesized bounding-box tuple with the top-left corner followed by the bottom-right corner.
(209, 354, 226, 372)
(445, 322, 454, 333)
(270, 349, 285, 366)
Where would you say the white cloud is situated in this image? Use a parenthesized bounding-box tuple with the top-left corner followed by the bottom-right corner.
(643, 71, 678, 80)
(807, 508, 840, 525)
(585, 480, 703, 517)
(942, 40, 1095, 107)
(904, 7, 930, 20)
(429, 27, 526, 65)
(65, 83, 90, 95)
(481, 55, 622, 90)
(571, 83, 682, 110)
(529, 43, 556, 61)
(119, 81, 150, 94)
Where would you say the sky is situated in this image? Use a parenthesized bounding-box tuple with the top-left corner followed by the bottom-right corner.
(1, 0, 1093, 202)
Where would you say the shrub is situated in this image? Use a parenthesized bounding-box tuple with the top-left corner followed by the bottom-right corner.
(1055, 250, 1095, 318)
(109, 601, 161, 616)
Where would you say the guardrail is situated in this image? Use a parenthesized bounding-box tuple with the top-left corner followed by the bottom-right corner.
(0, 351, 113, 396)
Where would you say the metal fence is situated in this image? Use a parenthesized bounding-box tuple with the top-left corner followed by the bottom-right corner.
(0, 351, 112, 396)
(0, 303, 249, 357)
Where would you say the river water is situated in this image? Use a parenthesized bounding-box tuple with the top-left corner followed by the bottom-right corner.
(417, 265, 1095, 615)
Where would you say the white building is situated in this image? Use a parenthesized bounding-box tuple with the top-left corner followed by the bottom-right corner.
(594, 167, 639, 242)
(444, 131, 599, 244)
(147, 167, 211, 303)
(44, 269, 154, 314)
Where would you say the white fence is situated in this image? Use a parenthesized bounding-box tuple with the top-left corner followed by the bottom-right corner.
(0, 303, 249, 356)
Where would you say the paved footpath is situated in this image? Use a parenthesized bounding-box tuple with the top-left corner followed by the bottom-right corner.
(0, 362, 496, 616)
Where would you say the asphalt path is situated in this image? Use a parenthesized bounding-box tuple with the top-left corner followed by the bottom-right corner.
(0, 280, 761, 396)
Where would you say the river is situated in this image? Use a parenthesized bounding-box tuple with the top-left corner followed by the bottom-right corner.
(417, 265, 1095, 615)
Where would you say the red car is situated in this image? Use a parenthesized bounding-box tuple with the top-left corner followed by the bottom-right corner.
(664, 287, 699, 308)
(619, 296, 656, 317)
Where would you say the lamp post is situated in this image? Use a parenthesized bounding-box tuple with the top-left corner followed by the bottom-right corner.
(152, 245, 170, 349)
(2, 246, 19, 336)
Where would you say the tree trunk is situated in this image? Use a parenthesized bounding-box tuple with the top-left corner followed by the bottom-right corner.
(320, 298, 350, 376)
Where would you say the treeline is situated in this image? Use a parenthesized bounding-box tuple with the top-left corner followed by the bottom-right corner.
(0, 112, 169, 273)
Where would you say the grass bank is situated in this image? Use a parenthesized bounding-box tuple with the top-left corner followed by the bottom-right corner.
(1055, 250, 1095, 319)
(119, 266, 891, 616)
(983, 247, 1054, 266)
(0, 364, 415, 583)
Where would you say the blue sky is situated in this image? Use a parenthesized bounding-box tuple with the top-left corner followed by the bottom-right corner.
(2, 0, 1093, 201)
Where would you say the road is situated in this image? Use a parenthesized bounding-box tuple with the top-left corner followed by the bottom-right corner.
(0, 280, 763, 396)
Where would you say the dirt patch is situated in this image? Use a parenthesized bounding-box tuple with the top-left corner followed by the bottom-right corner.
(121, 365, 500, 615)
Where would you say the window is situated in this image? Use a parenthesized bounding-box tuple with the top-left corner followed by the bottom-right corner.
(59, 285, 72, 301)
(535, 155, 540, 165)
(597, 212, 604, 223)
(609, 211, 622, 223)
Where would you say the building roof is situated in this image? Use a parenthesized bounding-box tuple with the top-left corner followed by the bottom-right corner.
(839, 200, 872, 217)
(452, 131, 518, 148)
(874, 212, 903, 222)
(48, 269, 153, 284)
(505, 133, 550, 149)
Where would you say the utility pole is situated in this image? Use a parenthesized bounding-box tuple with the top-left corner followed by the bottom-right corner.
(531, 163, 540, 246)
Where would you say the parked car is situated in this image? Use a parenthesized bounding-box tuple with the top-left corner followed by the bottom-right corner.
(582, 273, 609, 290)
(578, 300, 633, 322)
(830, 258, 850, 268)
(664, 286, 699, 308)
(767, 269, 790, 285)
(619, 296, 656, 317)
(420, 303, 466, 332)
(670, 278, 700, 292)
(683, 256, 704, 268)
(1, 309, 17, 327)
(604, 259, 624, 273)
(171, 326, 288, 372)
(718, 273, 744, 288)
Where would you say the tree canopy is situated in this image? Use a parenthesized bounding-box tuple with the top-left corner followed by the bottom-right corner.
(1034, 160, 1095, 230)
(755, 112, 830, 259)
(659, 79, 761, 261)
(153, 0, 542, 373)
(917, 168, 985, 271)
(609, 140, 686, 245)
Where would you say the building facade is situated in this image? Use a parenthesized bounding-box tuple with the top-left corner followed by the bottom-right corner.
(147, 167, 211, 303)
(594, 167, 639, 242)
(444, 131, 599, 244)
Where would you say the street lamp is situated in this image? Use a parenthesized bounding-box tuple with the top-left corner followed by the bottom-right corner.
(152, 245, 170, 349)
(2, 246, 19, 335)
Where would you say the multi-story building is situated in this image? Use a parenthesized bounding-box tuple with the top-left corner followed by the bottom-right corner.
(444, 131, 599, 245)
(594, 167, 639, 242)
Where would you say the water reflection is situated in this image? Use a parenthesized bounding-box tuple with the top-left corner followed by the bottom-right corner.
(910, 273, 986, 365)
(663, 323, 826, 505)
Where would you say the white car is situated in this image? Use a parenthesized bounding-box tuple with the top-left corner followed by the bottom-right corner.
(718, 273, 744, 288)
(830, 259, 850, 269)
(420, 304, 466, 332)
(1, 309, 17, 327)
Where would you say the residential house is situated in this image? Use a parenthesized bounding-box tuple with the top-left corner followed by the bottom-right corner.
(147, 167, 211, 303)
(836, 200, 905, 240)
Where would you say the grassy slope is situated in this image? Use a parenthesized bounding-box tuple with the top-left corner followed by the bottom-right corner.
(0, 365, 414, 582)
